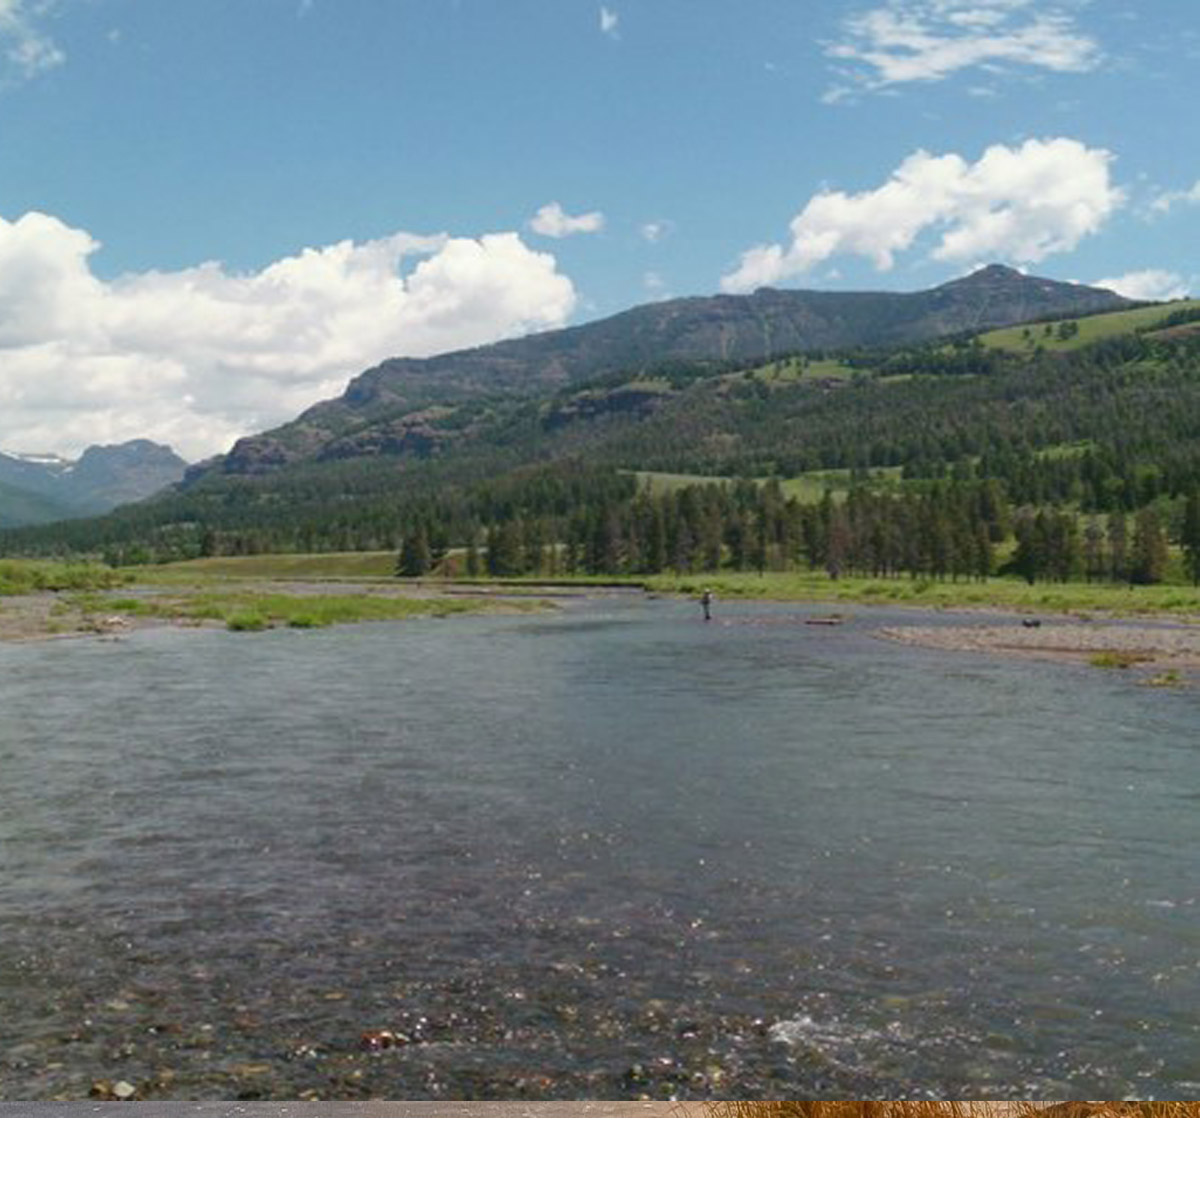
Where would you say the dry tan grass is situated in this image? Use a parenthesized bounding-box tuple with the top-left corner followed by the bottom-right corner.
(704, 1101, 990, 1118)
(703, 1100, 1200, 1118)
(1023, 1101, 1200, 1118)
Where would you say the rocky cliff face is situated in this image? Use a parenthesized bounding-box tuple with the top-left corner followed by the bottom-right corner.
(206, 266, 1132, 480)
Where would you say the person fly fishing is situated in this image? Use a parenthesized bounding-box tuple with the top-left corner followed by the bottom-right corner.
(700, 589, 714, 621)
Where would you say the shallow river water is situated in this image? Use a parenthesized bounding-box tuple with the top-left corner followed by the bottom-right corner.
(1, 597, 1197, 1100)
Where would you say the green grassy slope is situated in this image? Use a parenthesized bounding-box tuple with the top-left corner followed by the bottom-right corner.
(979, 300, 1195, 354)
(634, 467, 904, 503)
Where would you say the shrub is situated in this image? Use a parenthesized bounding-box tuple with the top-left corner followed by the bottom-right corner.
(225, 611, 269, 632)
(286, 612, 331, 629)
(1089, 650, 1153, 669)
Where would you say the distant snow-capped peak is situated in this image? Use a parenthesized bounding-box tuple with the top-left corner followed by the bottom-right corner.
(0, 449, 74, 471)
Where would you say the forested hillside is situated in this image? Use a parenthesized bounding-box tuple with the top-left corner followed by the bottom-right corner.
(198, 265, 1130, 477)
(4, 297, 1200, 589)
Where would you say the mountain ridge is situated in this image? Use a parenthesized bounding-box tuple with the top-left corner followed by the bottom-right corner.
(209, 265, 1134, 479)
(0, 439, 188, 528)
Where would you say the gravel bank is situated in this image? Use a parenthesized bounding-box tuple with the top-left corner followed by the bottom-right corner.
(878, 617, 1200, 673)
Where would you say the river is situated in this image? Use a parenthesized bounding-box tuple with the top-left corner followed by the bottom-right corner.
(0, 596, 1196, 1100)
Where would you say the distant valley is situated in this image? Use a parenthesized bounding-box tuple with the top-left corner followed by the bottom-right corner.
(0, 440, 188, 529)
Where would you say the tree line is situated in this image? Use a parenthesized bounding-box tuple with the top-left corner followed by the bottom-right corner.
(5, 321, 1200, 586)
(396, 476, 1200, 587)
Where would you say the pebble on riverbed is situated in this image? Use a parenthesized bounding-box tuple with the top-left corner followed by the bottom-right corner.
(359, 1029, 411, 1051)
(90, 1079, 137, 1100)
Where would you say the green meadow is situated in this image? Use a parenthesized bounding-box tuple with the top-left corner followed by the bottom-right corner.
(747, 356, 860, 383)
(979, 300, 1198, 355)
(634, 467, 903, 504)
(133, 551, 399, 583)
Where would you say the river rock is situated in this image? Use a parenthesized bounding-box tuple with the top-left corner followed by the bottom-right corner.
(359, 1029, 409, 1051)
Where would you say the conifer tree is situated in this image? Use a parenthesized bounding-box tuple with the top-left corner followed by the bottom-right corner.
(1183, 491, 1200, 586)
(465, 527, 481, 577)
(429, 527, 449, 573)
(1083, 519, 1106, 582)
(1130, 507, 1169, 585)
(752, 504, 770, 575)
(645, 503, 667, 574)
(396, 526, 431, 577)
(973, 523, 994, 581)
(486, 521, 522, 576)
(1011, 510, 1043, 584)
(1128, 504, 1166, 583)
(825, 508, 850, 580)
(1108, 512, 1129, 583)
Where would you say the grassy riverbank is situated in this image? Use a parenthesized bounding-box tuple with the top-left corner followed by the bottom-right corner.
(5, 553, 1198, 629)
(1, 554, 550, 639)
(19, 550, 1165, 615)
(137, 555, 1199, 616)
(0, 558, 132, 595)
(71, 588, 502, 631)
(646, 571, 1200, 617)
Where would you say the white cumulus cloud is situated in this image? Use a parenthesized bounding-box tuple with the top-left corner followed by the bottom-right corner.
(600, 6, 619, 38)
(824, 1, 1101, 100)
(0, 211, 578, 460)
(529, 201, 606, 239)
(1150, 181, 1200, 216)
(721, 137, 1123, 292)
(1092, 269, 1190, 302)
(0, 0, 64, 80)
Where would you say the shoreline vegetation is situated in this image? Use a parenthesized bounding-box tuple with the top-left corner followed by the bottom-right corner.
(1, 555, 1197, 679)
(0, 556, 550, 640)
(8, 551, 1198, 613)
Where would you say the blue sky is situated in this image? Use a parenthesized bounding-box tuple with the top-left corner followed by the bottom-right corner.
(1, 0, 1198, 457)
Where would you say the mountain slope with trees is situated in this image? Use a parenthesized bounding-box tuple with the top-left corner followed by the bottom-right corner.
(204, 265, 1131, 477)
(6, 270, 1200, 591)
